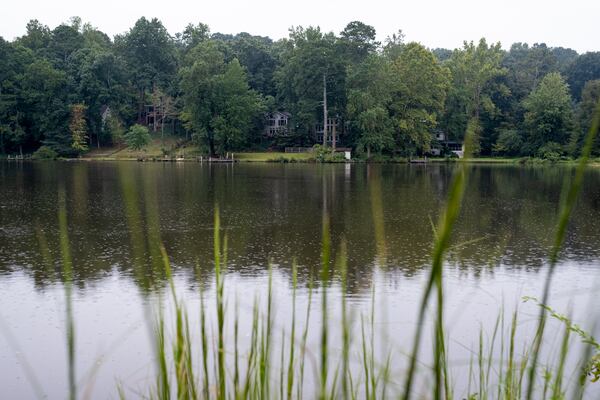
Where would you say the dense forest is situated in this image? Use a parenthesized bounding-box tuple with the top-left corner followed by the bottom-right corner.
(1, 17, 599, 158)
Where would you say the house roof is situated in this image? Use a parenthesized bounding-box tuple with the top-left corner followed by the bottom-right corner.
(268, 111, 291, 118)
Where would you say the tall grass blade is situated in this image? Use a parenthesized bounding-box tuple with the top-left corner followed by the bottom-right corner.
(525, 99, 600, 400)
(403, 117, 477, 400)
(58, 188, 76, 400)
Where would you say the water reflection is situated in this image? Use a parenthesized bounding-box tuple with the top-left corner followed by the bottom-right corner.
(1, 162, 599, 295)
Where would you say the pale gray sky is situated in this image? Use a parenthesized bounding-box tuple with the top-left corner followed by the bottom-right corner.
(2, 0, 598, 53)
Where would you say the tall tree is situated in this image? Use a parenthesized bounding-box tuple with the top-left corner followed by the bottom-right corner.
(576, 80, 600, 155)
(180, 41, 263, 155)
(116, 17, 177, 122)
(382, 30, 405, 60)
(69, 103, 88, 152)
(275, 26, 346, 143)
(0, 39, 31, 153)
(339, 21, 379, 64)
(523, 72, 575, 155)
(388, 42, 450, 154)
(17, 20, 51, 53)
(503, 43, 558, 101)
(566, 52, 600, 100)
(20, 59, 70, 153)
(551, 47, 578, 73)
(227, 33, 278, 96)
(47, 23, 84, 67)
(346, 55, 394, 156)
(177, 22, 210, 53)
(443, 39, 506, 154)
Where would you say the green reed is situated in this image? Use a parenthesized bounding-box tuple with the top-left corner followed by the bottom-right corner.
(58, 187, 76, 400)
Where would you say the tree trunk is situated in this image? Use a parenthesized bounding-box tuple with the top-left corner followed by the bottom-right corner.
(152, 84, 158, 133)
(209, 136, 215, 157)
(332, 118, 336, 150)
(322, 73, 328, 147)
(138, 89, 145, 124)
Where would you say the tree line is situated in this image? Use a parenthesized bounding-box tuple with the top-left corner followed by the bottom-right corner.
(1, 17, 599, 158)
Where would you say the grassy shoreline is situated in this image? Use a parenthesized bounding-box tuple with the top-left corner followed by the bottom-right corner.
(5, 153, 600, 167)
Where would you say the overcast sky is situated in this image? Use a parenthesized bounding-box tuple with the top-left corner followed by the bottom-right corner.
(2, 0, 598, 53)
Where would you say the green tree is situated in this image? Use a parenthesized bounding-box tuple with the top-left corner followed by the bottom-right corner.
(576, 80, 600, 155)
(180, 41, 263, 155)
(20, 59, 70, 153)
(382, 30, 405, 60)
(492, 129, 524, 156)
(69, 103, 88, 152)
(566, 52, 600, 99)
(356, 106, 394, 158)
(177, 22, 210, 53)
(551, 47, 578, 73)
(0, 39, 28, 153)
(116, 17, 177, 122)
(213, 33, 279, 97)
(346, 55, 393, 155)
(523, 72, 575, 155)
(17, 20, 51, 53)
(103, 111, 126, 145)
(443, 39, 507, 154)
(275, 26, 346, 143)
(388, 42, 450, 155)
(47, 23, 84, 67)
(339, 21, 379, 64)
(70, 48, 130, 147)
(432, 48, 453, 62)
(503, 43, 558, 101)
(124, 124, 151, 150)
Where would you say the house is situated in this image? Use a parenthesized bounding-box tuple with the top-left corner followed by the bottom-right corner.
(315, 117, 341, 145)
(100, 105, 111, 126)
(430, 130, 463, 157)
(265, 111, 291, 137)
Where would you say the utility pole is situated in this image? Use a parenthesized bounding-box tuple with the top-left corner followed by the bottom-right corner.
(322, 73, 328, 147)
(332, 115, 337, 150)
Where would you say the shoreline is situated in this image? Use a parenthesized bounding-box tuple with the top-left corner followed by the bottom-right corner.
(3, 155, 599, 167)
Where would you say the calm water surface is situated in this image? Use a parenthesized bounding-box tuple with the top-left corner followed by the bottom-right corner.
(1, 161, 599, 399)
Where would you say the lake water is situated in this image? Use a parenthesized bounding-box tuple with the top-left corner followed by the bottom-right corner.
(1, 161, 599, 399)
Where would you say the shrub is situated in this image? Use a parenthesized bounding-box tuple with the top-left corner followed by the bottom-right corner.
(537, 141, 563, 162)
(124, 124, 151, 151)
(312, 144, 346, 162)
(32, 146, 58, 160)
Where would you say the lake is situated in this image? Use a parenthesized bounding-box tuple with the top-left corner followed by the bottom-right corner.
(1, 161, 599, 399)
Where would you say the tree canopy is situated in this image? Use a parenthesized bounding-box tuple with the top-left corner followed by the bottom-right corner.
(1, 17, 599, 159)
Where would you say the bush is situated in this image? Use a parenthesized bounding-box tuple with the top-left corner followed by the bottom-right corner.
(537, 142, 563, 162)
(32, 146, 58, 160)
(267, 156, 299, 163)
(312, 144, 346, 163)
(124, 124, 151, 151)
